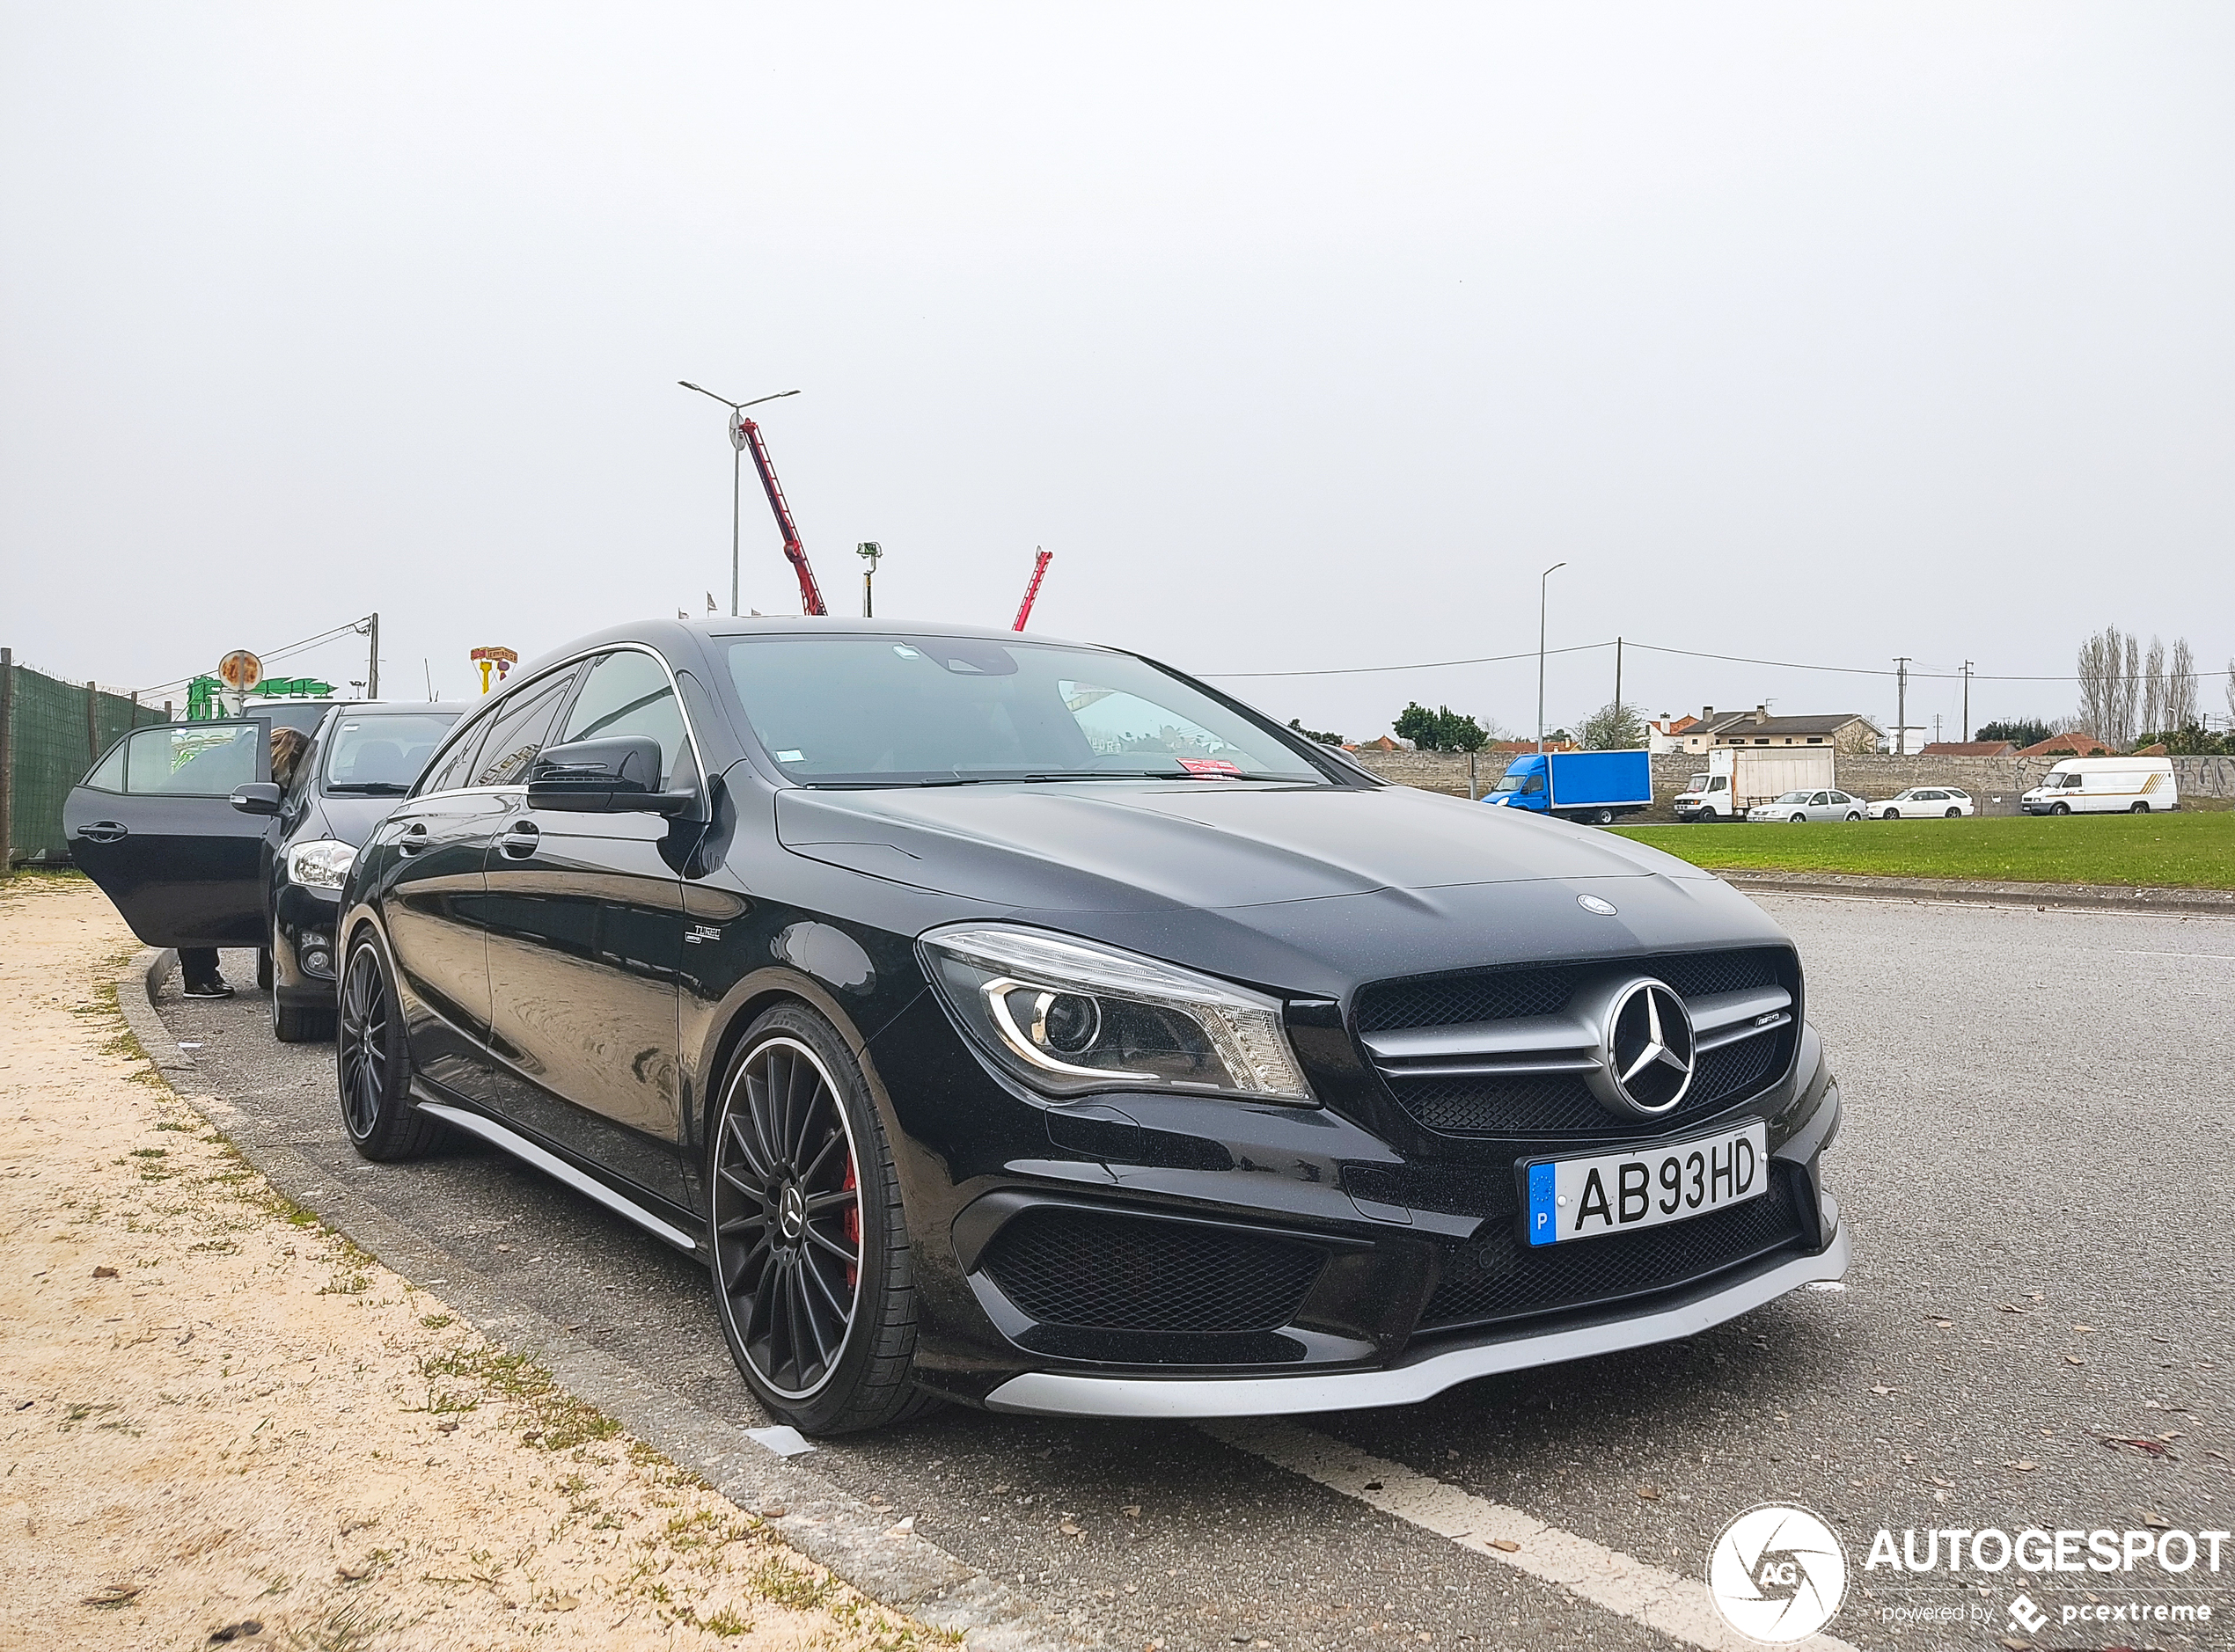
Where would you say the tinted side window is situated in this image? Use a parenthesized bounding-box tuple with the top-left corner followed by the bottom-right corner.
(121, 724, 263, 796)
(473, 669, 578, 786)
(417, 717, 492, 796)
(559, 650, 694, 789)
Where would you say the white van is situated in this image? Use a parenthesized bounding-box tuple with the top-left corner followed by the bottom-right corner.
(2020, 757, 2179, 815)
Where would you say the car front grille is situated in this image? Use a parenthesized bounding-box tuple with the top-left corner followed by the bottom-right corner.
(979, 1208, 1326, 1334)
(1418, 1165, 1807, 1331)
(1354, 946, 1799, 1141)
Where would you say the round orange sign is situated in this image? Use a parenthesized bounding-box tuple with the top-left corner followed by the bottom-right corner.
(217, 650, 263, 691)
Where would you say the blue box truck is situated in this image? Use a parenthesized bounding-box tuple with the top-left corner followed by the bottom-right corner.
(1482, 749, 1652, 824)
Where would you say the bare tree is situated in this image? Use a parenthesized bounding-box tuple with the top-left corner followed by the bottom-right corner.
(2076, 627, 2123, 744)
(2139, 636, 2166, 737)
(2165, 638, 2199, 732)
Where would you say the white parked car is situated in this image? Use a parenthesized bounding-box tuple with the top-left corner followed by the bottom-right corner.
(2020, 757, 2179, 815)
(1746, 789, 1866, 822)
(1866, 787, 1975, 820)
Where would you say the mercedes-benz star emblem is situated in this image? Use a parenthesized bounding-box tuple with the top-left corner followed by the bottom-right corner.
(779, 1183, 807, 1241)
(1577, 894, 1619, 916)
(1588, 978, 1696, 1117)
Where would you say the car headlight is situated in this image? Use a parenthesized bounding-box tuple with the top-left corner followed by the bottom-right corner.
(918, 925, 1315, 1105)
(285, 839, 357, 890)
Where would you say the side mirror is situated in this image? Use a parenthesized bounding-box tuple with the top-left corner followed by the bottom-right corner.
(527, 736, 692, 815)
(230, 782, 283, 816)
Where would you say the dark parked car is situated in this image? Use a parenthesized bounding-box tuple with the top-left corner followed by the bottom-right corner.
(63, 703, 458, 1028)
(230, 703, 464, 1040)
(336, 622, 1849, 1434)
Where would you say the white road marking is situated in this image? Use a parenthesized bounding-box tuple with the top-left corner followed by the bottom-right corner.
(1201, 1419, 1860, 1652)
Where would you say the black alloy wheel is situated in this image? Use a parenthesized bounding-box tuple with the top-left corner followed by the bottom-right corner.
(336, 935, 440, 1159)
(708, 1005, 928, 1434)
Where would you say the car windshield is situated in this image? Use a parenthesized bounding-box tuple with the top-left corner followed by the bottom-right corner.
(1491, 774, 1531, 793)
(724, 635, 1329, 786)
(322, 712, 462, 793)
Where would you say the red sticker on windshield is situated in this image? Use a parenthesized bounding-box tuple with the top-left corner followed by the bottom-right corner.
(1176, 758, 1242, 778)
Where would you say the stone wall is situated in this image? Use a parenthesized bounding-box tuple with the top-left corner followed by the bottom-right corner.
(1345, 749, 2235, 814)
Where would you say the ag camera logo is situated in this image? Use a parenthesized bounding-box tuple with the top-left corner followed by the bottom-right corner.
(1708, 1503, 1849, 1642)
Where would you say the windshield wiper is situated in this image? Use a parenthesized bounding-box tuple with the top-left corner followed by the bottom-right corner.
(326, 781, 412, 794)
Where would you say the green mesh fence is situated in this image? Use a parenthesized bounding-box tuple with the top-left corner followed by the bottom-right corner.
(1, 653, 168, 866)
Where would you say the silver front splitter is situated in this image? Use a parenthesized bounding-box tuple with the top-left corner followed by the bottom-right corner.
(983, 1226, 1850, 1419)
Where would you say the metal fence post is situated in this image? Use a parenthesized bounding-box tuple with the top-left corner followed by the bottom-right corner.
(85, 680, 99, 767)
(0, 648, 13, 871)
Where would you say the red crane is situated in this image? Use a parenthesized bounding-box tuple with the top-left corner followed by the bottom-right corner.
(736, 413, 827, 617)
(1012, 548, 1052, 631)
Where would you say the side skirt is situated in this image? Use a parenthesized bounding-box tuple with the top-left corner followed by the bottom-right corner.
(414, 1097, 701, 1256)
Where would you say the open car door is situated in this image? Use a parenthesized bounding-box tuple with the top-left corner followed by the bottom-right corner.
(64, 720, 274, 947)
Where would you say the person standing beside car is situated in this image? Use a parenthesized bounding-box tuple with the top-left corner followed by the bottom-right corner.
(178, 724, 313, 998)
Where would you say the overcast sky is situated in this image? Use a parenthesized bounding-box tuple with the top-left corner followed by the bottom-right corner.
(6, 3, 2232, 744)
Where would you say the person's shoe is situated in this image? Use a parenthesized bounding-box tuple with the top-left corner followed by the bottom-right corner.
(181, 981, 234, 999)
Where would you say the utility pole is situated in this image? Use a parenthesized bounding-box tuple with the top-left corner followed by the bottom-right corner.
(361, 612, 380, 700)
(678, 382, 804, 616)
(1614, 636, 1623, 715)
(1894, 656, 1909, 756)
(856, 542, 882, 618)
(1960, 660, 1974, 742)
(1537, 561, 1566, 753)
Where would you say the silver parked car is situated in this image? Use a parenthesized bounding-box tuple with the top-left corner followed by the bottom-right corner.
(1747, 788, 1865, 822)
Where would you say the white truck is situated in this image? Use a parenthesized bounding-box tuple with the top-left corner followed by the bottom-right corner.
(1672, 746, 1838, 822)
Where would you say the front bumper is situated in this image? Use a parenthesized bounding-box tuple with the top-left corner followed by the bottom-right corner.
(272, 881, 342, 1005)
(985, 1224, 1849, 1416)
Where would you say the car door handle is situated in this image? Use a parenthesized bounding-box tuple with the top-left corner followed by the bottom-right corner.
(79, 821, 128, 844)
(497, 821, 540, 859)
(396, 822, 429, 856)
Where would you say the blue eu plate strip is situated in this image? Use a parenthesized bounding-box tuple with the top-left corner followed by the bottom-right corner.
(1527, 1160, 1557, 1247)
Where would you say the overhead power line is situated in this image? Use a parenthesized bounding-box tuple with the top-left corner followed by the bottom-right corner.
(1204, 638, 2234, 685)
(136, 614, 375, 698)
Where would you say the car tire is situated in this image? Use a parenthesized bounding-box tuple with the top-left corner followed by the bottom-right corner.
(1882, 808, 1900, 820)
(336, 933, 442, 1160)
(1944, 807, 1960, 818)
(707, 1003, 932, 1436)
(273, 990, 335, 1043)
(1592, 808, 1616, 825)
(1791, 813, 1807, 823)
(1845, 811, 1862, 822)
(2050, 801, 2070, 815)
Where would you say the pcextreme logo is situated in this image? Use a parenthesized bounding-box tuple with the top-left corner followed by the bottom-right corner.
(1708, 1503, 1849, 1643)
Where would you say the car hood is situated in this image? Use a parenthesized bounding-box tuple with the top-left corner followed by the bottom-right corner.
(774, 781, 1777, 996)
(304, 793, 412, 847)
(777, 780, 1703, 910)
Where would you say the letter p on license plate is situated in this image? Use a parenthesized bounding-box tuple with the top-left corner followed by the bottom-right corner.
(1524, 1120, 1768, 1246)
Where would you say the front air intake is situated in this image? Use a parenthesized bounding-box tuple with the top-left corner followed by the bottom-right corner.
(979, 1208, 1325, 1334)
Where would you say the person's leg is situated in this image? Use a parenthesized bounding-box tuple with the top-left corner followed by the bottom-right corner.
(179, 947, 232, 998)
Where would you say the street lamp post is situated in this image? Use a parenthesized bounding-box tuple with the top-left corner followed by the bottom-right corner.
(678, 382, 801, 616)
(856, 543, 883, 618)
(1537, 562, 1566, 753)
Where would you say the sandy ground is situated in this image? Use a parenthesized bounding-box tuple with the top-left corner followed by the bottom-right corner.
(0, 874, 945, 1652)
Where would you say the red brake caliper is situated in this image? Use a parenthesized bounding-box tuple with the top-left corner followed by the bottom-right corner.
(842, 1151, 860, 1290)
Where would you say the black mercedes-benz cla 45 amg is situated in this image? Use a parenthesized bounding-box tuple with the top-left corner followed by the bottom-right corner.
(334, 621, 1848, 1433)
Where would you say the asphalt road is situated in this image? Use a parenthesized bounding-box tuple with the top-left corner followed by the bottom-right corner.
(152, 894, 2235, 1651)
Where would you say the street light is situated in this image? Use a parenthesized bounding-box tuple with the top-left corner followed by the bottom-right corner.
(678, 382, 801, 617)
(856, 542, 883, 618)
(1537, 562, 1566, 753)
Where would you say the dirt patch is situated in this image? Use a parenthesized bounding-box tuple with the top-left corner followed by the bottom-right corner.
(0, 874, 947, 1652)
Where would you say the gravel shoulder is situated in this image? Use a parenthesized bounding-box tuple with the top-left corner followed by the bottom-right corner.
(0, 874, 947, 1652)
